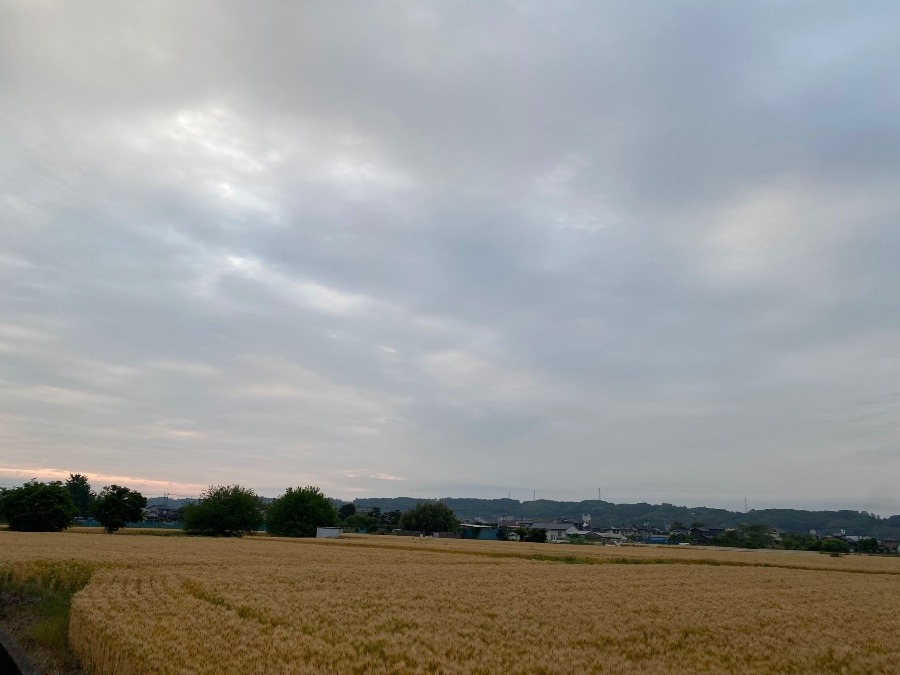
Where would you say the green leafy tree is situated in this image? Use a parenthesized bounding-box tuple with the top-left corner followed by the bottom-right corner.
(398, 502, 460, 533)
(182, 485, 264, 537)
(382, 510, 403, 529)
(0, 480, 76, 532)
(507, 526, 548, 543)
(526, 528, 548, 543)
(742, 524, 777, 549)
(819, 537, 851, 553)
(337, 503, 356, 521)
(92, 485, 147, 534)
(266, 486, 339, 538)
(65, 473, 94, 518)
(714, 524, 777, 549)
(781, 532, 819, 550)
(857, 537, 879, 554)
(496, 525, 510, 541)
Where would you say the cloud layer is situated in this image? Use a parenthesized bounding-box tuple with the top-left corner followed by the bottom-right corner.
(2, 2, 898, 513)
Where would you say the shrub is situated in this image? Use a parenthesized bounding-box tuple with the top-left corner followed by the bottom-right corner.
(819, 538, 851, 554)
(266, 486, 339, 538)
(856, 538, 879, 554)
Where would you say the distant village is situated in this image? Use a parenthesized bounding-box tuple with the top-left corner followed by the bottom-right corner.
(433, 513, 900, 554)
(138, 501, 900, 553)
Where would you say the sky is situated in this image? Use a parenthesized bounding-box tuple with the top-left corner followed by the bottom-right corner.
(1, 2, 898, 515)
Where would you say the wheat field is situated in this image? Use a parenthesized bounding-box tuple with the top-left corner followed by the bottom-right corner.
(3, 531, 899, 673)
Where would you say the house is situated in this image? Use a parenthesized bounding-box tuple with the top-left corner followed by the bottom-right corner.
(527, 522, 580, 542)
(144, 504, 178, 522)
(630, 526, 653, 541)
(601, 525, 650, 539)
(460, 523, 498, 540)
(585, 532, 626, 545)
(878, 539, 899, 554)
(690, 527, 726, 544)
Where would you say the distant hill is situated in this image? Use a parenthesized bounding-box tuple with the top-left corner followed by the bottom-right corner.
(145, 497, 196, 510)
(145, 496, 275, 508)
(348, 497, 900, 538)
(144, 495, 900, 538)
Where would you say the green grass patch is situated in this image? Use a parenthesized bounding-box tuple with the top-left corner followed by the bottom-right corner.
(0, 562, 94, 674)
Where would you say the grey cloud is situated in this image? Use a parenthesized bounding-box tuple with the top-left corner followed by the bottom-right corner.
(1, 2, 898, 512)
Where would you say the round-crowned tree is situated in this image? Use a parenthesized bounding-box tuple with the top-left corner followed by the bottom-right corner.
(182, 485, 264, 537)
(266, 486, 339, 537)
(92, 485, 147, 534)
(398, 502, 460, 533)
(0, 480, 77, 532)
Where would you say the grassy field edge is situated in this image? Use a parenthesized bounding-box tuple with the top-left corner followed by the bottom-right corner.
(0, 560, 95, 674)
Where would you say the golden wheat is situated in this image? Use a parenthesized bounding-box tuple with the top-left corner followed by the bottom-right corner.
(3, 531, 899, 673)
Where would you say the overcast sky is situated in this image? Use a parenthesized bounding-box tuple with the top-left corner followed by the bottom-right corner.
(1, 2, 898, 514)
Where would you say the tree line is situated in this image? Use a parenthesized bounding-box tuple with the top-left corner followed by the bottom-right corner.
(0, 475, 146, 534)
(1, 478, 889, 553)
(0, 476, 461, 538)
(179, 488, 461, 536)
(664, 523, 878, 553)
